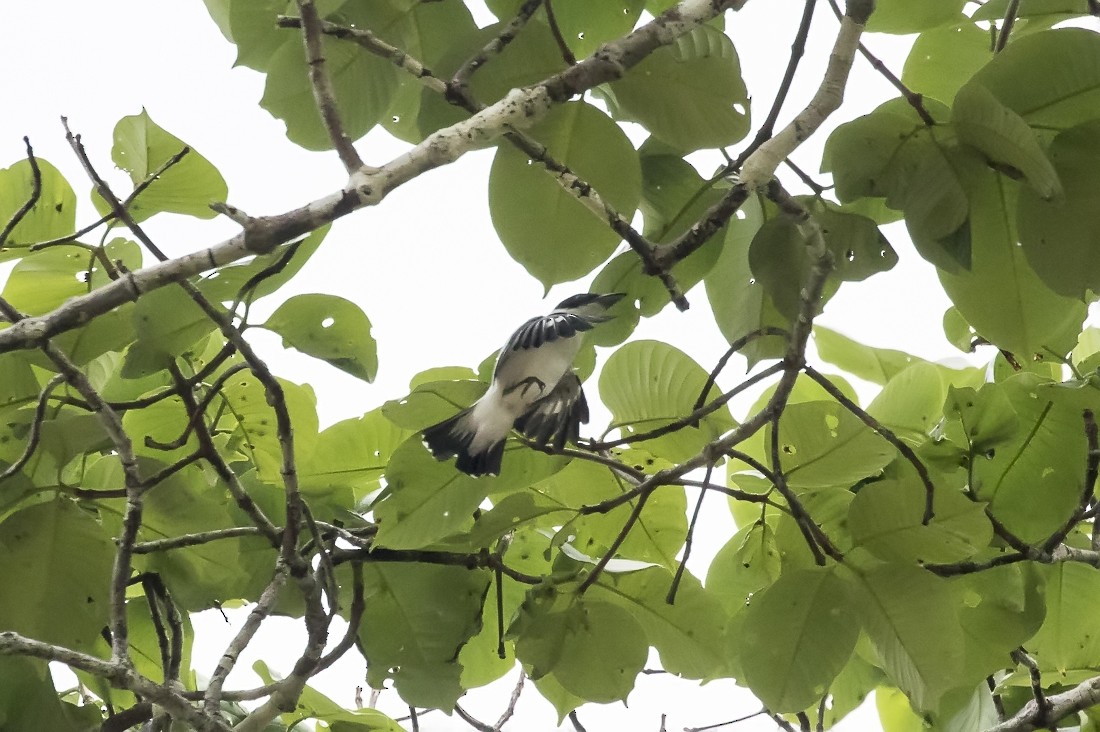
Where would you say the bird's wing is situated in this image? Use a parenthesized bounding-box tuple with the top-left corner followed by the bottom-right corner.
(513, 371, 589, 451)
(501, 312, 596, 353)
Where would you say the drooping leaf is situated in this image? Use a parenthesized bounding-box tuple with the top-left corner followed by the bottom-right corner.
(847, 561, 966, 712)
(299, 408, 411, 503)
(264, 293, 378, 382)
(511, 585, 647, 703)
(740, 567, 859, 712)
(488, 101, 641, 287)
(706, 521, 781, 612)
(1018, 121, 1100, 299)
(952, 82, 1061, 200)
(357, 562, 490, 710)
(1027, 562, 1100, 675)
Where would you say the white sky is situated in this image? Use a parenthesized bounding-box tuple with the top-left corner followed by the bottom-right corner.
(0, 1, 972, 730)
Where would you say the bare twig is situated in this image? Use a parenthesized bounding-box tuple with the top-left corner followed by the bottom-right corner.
(995, 0, 1022, 52)
(0, 137, 42, 247)
(544, 0, 577, 65)
(667, 461, 714, 604)
(0, 373, 64, 482)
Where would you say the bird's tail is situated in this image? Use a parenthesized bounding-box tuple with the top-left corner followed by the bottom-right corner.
(422, 407, 506, 477)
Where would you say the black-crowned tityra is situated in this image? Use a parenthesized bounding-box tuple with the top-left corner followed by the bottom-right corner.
(422, 292, 625, 476)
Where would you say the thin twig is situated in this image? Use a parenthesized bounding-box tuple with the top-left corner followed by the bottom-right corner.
(0, 137, 43, 247)
(667, 461, 714, 604)
(0, 374, 64, 482)
(995, 0, 1022, 52)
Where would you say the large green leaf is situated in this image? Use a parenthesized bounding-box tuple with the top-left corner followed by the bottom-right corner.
(706, 521, 781, 612)
(903, 22, 993, 105)
(264, 293, 378, 382)
(972, 374, 1096, 542)
(971, 28, 1100, 131)
(608, 25, 749, 152)
(864, 0, 965, 33)
(704, 193, 789, 368)
(952, 82, 1061, 200)
(1028, 562, 1100, 675)
(488, 101, 641, 286)
(0, 657, 99, 732)
(1, 248, 93, 316)
(1018, 121, 1100, 298)
(764, 401, 897, 490)
(0, 158, 76, 255)
(849, 479, 992, 564)
(954, 564, 1045, 684)
(93, 109, 228, 222)
(511, 585, 647, 703)
(866, 362, 950, 446)
(937, 154, 1085, 358)
(358, 562, 490, 710)
(599, 340, 736, 462)
(592, 567, 726, 679)
(740, 567, 859, 712)
(0, 500, 113, 653)
(122, 286, 219, 378)
(847, 561, 965, 712)
(299, 408, 410, 502)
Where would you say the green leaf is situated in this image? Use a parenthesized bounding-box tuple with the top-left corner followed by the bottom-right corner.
(199, 225, 327, 303)
(849, 479, 992, 564)
(1018, 121, 1100, 299)
(600, 340, 736, 462)
(488, 101, 641, 286)
(903, 23, 993, 105)
(952, 82, 1061, 200)
(221, 375, 320, 487)
(847, 561, 965, 711)
(943, 383, 1020, 454)
(373, 437, 564, 549)
(937, 153, 1085, 358)
(382, 378, 487, 431)
(299, 408, 410, 503)
(0, 657, 100, 732)
(255, 660, 406, 731)
(95, 109, 228, 222)
(1, 248, 90, 316)
(766, 401, 897, 490)
(537, 0, 645, 58)
(511, 586, 647, 703)
(127, 598, 195, 687)
(1028, 562, 1100, 675)
(706, 521, 781, 612)
(123, 286, 219, 378)
(973, 374, 1093, 542)
(593, 567, 726, 679)
(264, 293, 378, 382)
(0, 500, 114, 653)
(815, 327, 925, 386)
(609, 25, 749, 152)
(260, 4, 399, 150)
(740, 567, 859, 712)
(358, 562, 490, 710)
(867, 362, 950, 446)
(865, 0, 965, 33)
(380, 0, 479, 143)
(0, 158, 76, 254)
(971, 28, 1100, 131)
(954, 564, 1045, 683)
(748, 199, 897, 320)
(972, 0, 1092, 20)
(704, 193, 789, 368)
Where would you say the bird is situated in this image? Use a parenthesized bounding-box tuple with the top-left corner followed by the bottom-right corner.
(422, 292, 626, 476)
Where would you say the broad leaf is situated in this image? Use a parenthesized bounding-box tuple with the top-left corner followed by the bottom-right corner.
(0, 158, 76, 255)
(488, 101, 641, 286)
(264, 293, 378, 382)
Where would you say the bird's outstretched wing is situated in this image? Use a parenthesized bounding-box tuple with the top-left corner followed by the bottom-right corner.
(513, 371, 589, 451)
(501, 312, 596, 353)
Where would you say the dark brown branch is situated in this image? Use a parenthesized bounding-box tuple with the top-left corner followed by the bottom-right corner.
(667, 461, 715, 603)
(0, 373, 64, 482)
(543, 0, 577, 65)
(1042, 409, 1098, 554)
(995, 0, 1022, 53)
(294, 0, 364, 172)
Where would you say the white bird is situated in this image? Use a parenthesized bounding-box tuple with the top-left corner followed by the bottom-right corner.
(422, 293, 625, 476)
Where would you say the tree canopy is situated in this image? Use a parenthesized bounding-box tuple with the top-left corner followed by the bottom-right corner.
(3, 1, 1100, 731)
